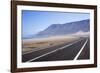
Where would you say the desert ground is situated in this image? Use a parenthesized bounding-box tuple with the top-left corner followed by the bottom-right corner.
(22, 35, 82, 55)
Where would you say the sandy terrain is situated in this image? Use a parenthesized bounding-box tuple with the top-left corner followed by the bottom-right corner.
(22, 35, 81, 54)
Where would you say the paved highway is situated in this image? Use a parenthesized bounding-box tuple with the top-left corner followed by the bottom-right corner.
(22, 37, 90, 62)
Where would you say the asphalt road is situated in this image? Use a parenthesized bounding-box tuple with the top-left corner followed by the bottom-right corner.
(22, 37, 90, 62)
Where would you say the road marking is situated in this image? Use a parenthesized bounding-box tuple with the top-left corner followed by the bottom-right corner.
(26, 38, 84, 62)
(74, 38, 88, 60)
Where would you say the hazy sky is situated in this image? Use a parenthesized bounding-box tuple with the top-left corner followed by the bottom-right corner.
(22, 10, 90, 37)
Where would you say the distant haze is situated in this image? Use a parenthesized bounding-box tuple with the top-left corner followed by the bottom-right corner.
(22, 10, 90, 38)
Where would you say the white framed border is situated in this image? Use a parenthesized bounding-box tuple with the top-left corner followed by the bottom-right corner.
(17, 5, 94, 68)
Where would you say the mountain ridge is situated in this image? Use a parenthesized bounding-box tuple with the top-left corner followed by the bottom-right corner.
(36, 19, 90, 36)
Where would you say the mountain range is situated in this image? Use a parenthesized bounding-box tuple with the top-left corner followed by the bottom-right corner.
(23, 19, 90, 39)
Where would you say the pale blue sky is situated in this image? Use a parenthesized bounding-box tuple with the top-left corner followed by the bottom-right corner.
(22, 10, 90, 37)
